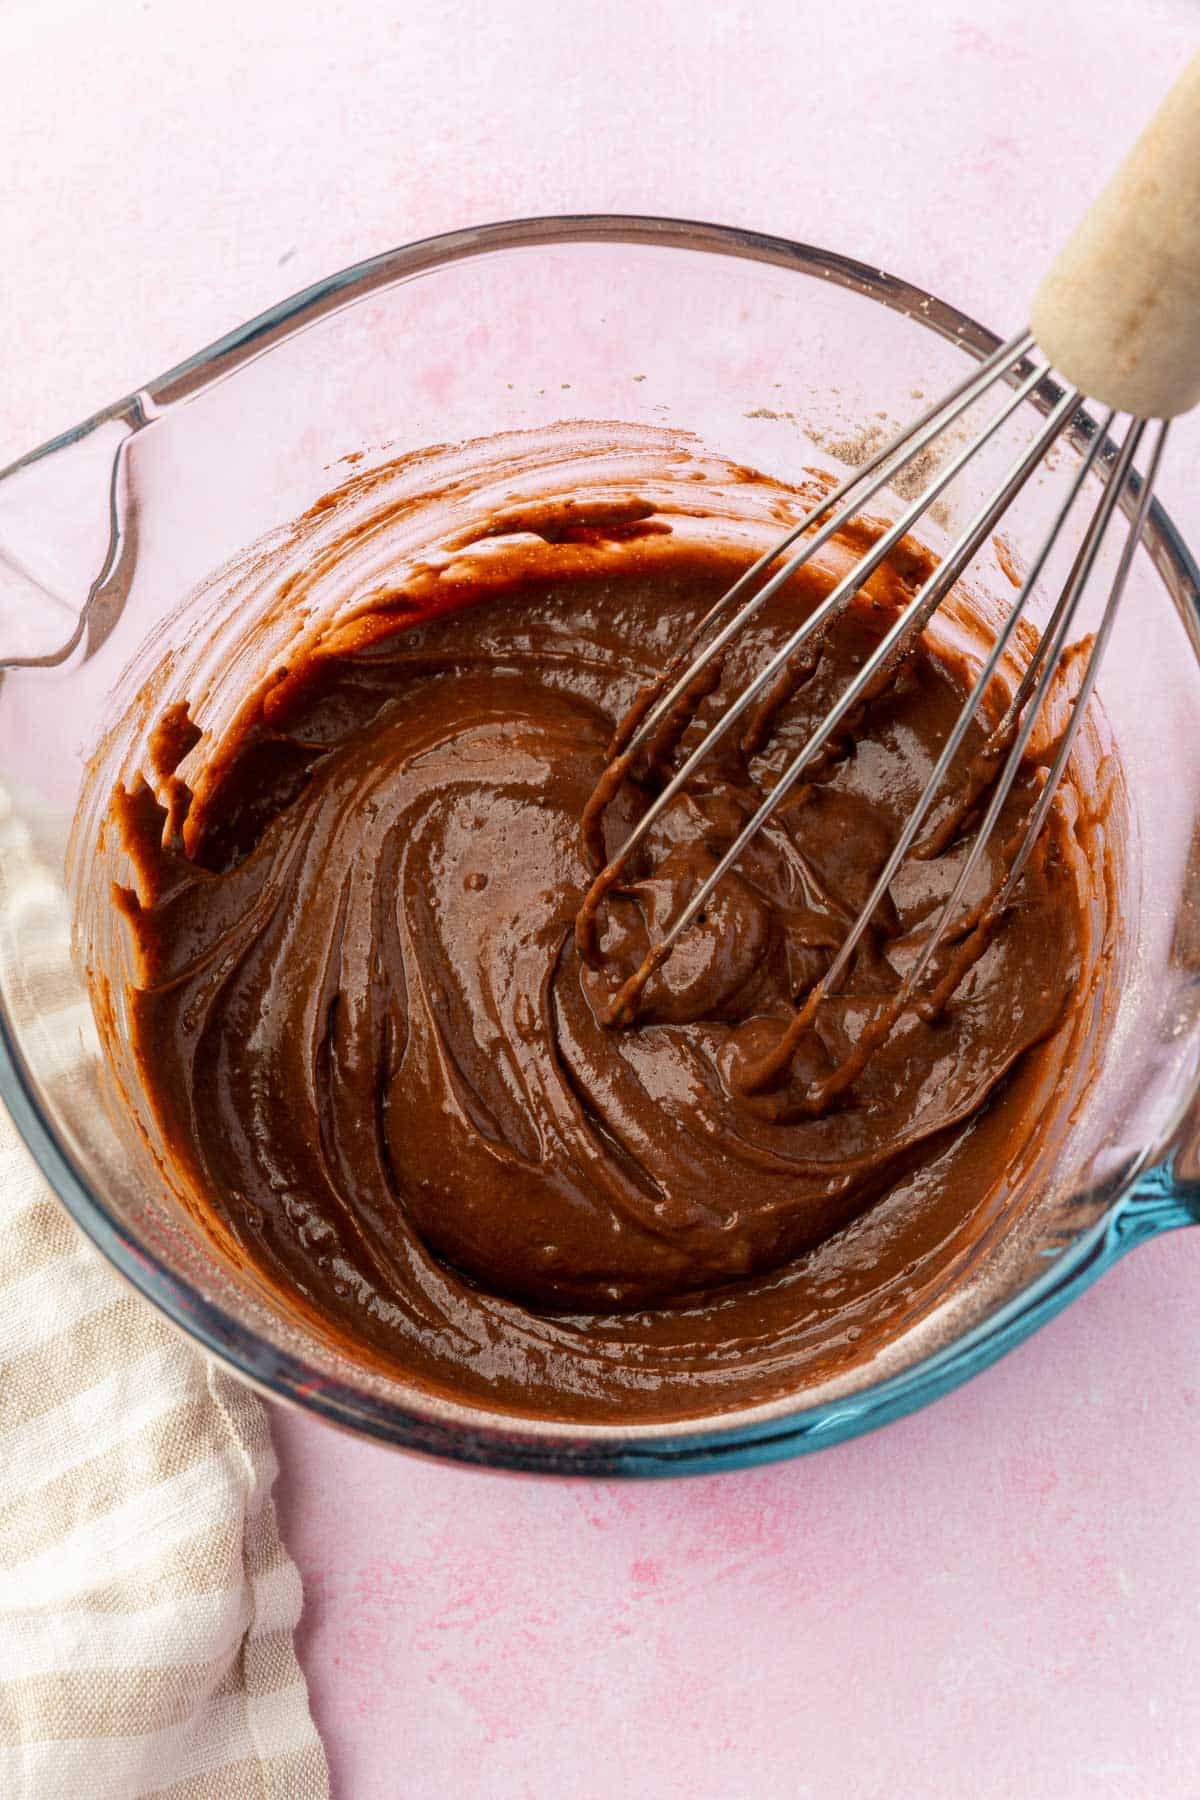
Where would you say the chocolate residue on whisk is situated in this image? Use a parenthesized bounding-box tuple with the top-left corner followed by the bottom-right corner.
(75, 424, 1120, 1425)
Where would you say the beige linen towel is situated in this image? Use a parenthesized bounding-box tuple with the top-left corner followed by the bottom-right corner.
(0, 1110, 331, 1798)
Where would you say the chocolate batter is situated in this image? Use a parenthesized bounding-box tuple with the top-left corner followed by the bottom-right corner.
(85, 431, 1112, 1423)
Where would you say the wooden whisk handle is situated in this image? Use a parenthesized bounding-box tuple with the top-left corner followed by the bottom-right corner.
(1031, 49, 1200, 419)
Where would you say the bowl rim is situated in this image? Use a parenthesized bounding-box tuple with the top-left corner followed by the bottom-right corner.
(3, 212, 1197, 1477)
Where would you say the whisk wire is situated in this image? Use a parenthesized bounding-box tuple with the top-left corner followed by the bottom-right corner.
(905, 412, 1149, 997)
(616, 329, 1037, 771)
(617, 371, 1073, 986)
(997, 418, 1167, 905)
(711, 411, 1157, 1107)
(578, 355, 1052, 971)
(818, 399, 1114, 999)
(577, 303, 1168, 1103)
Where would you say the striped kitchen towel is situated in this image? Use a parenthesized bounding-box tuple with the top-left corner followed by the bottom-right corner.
(0, 1105, 331, 1798)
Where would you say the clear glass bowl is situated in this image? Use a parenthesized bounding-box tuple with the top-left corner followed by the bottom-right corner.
(1, 216, 1198, 1476)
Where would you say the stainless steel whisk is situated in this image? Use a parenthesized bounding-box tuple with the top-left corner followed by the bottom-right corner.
(577, 52, 1200, 1093)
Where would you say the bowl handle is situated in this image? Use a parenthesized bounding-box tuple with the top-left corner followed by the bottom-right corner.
(0, 405, 143, 670)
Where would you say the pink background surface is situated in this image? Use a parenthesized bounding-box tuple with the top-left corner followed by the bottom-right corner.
(6, 2, 1200, 1794)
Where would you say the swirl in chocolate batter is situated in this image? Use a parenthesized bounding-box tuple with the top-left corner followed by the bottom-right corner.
(76, 427, 1117, 1423)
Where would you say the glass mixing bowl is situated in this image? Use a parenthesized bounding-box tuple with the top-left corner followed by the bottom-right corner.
(1, 217, 1198, 1476)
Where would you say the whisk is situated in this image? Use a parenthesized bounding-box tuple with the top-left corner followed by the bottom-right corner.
(576, 52, 1200, 1101)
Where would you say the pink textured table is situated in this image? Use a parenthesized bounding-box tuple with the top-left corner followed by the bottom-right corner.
(7, 3, 1200, 1794)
